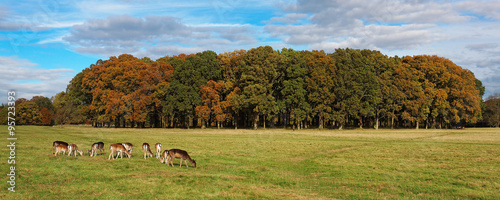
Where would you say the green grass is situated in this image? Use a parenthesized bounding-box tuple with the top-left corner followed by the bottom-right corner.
(0, 126, 499, 199)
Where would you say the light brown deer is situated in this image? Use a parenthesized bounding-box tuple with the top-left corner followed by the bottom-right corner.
(68, 144, 83, 157)
(142, 143, 154, 159)
(155, 143, 162, 159)
(54, 145, 69, 156)
(88, 142, 104, 157)
(52, 141, 68, 154)
(122, 142, 133, 153)
(160, 150, 169, 163)
(164, 149, 196, 168)
(109, 144, 131, 160)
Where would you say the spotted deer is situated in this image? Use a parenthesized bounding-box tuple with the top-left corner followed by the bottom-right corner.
(54, 145, 69, 156)
(88, 142, 104, 157)
(155, 143, 162, 159)
(122, 142, 133, 153)
(109, 144, 131, 160)
(142, 143, 154, 159)
(162, 149, 196, 168)
(68, 144, 84, 157)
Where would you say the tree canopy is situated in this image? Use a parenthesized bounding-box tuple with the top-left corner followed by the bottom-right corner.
(5, 46, 489, 129)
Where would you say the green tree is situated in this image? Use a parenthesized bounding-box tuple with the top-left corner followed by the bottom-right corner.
(484, 94, 500, 127)
(53, 92, 82, 127)
(17, 102, 42, 125)
(279, 48, 310, 129)
(331, 48, 379, 129)
(237, 46, 280, 129)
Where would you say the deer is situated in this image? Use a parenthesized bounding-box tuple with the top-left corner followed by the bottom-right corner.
(163, 149, 196, 168)
(109, 144, 131, 160)
(115, 142, 133, 158)
(160, 150, 169, 163)
(155, 143, 162, 159)
(88, 142, 104, 157)
(122, 142, 133, 155)
(52, 141, 68, 154)
(142, 143, 154, 159)
(54, 145, 69, 156)
(68, 144, 84, 157)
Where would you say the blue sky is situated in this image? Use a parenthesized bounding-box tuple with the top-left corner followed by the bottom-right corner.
(1, 0, 500, 103)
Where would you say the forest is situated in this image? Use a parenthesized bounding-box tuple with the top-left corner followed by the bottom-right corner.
(2, 46, 499, 129)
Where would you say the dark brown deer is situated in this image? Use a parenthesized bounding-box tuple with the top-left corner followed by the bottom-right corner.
(52, 141, 68, 154)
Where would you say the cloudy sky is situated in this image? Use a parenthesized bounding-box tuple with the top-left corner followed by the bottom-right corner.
(1, 0, 499, 103)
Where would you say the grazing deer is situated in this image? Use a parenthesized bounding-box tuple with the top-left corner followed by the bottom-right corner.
(160, 150, 169, 163)
(68, 144, 84, 157)
(88, 142, 104, 157)
(155, 143, 162, 159)
(164, 149, 196, 168)
(122, 142, 133, 153)
(54, 145, 69, 156)
(116, 142, 133, 158)
(142, 143, 154, 159)
(109, 144, 131, 160)
(52, 141, 68, 154)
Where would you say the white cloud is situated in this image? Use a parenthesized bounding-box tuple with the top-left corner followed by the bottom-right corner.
(0, 56, 74, 103)
(63, 15, 258, 58)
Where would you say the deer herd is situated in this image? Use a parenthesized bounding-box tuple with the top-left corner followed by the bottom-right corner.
(52, 140, 196, 168)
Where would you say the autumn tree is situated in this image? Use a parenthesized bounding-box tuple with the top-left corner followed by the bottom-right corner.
(305, 50, 336, 129)
(218, 49, 246, 129)
(196, 80, 226, 128)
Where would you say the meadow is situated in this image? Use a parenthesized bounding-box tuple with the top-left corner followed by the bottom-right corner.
(0, 126, 499, 199)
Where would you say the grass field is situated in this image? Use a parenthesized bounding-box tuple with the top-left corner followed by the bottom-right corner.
(0, 126, 499, 199)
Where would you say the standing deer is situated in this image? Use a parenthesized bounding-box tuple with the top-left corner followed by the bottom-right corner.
(163, 149, 196, 168)
(54, 145, 69, 156)
(88, 142, 104, 157)
(52, 141, 68, 154)
(109, 144, 131, 160)
(142, 143, 154, 159)
(68, 144, 83, 157)
(155, 143, 162, 159)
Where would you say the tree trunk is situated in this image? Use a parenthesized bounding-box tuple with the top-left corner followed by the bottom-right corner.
(375, 117, 379, 130)
(391, 115, 394, 129)
(416, 121, 419, 129)
(253, 113, 258, 130)
(201, 118, 206, 129)
(318, 114, 324, 130)
(263, 115, 266, 129)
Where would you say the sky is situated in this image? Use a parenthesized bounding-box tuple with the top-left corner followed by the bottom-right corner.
(1, 0, 500, 104)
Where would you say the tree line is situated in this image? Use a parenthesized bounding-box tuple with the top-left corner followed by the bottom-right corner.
(2, 46, 499, 129)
